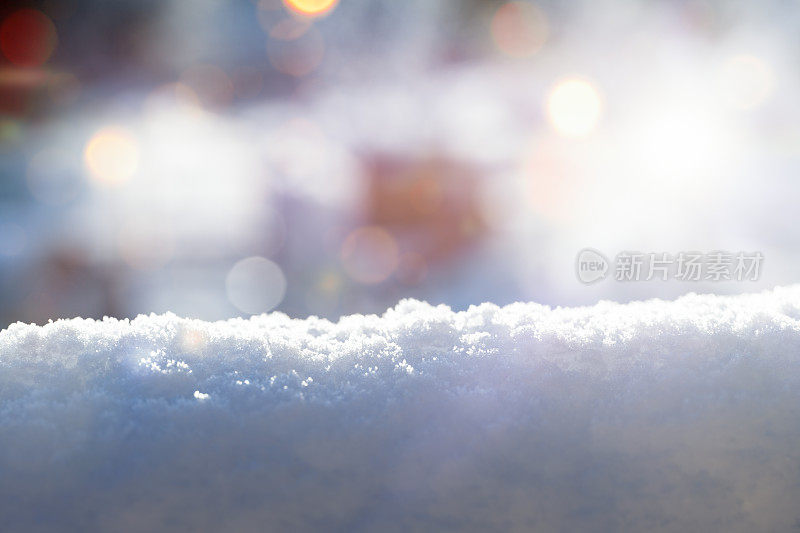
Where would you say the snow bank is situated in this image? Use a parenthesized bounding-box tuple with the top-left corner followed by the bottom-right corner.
(2, 288, 800, 532)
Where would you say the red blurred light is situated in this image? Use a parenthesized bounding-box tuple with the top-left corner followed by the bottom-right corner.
(0, 9, 57, 67)
(490, 2, 547, 58)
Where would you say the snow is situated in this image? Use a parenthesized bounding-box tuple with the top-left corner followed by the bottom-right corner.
(2, 287, 800, 532)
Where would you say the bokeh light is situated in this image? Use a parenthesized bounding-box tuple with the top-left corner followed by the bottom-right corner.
(718, 55, 775, 110)
(84, 127, 139, 185)
(340, 226, 399, 284)
(282, 0, 339, 18)
(0, 9, 57, 67)
(546, 78, 603, 138)
(1, 0, 799, 328)
(226, 257, 287, 314)
(490, 1, 548, 58)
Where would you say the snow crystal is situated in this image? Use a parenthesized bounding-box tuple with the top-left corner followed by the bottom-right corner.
(2, 287, 800, 531)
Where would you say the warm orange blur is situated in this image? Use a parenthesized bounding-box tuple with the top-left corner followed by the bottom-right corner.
(282, 0, 339, 18)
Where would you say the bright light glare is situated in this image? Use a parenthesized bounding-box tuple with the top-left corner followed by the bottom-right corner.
(84, 127, 139, 185)
(135, 106, 267, 251)
(588, 100, 737, 246)
(282, 0, 338, 17)
(639, 113, 717, 175)
(628, 105, 734, 196)
(546, 78, 603, 138)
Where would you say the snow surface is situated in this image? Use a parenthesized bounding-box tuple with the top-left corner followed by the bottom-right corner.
(2, 287, 800, 532)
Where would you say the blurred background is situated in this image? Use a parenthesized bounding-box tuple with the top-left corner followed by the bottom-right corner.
(0, 0, 798, 326)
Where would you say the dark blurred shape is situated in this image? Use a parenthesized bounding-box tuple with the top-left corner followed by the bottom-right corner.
(362, 153, 488, 269)
(0, 6, 59, 117)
